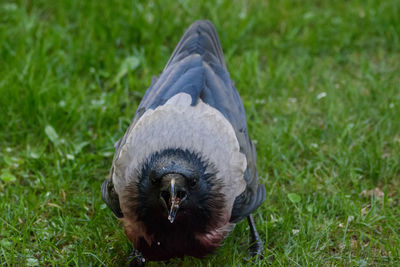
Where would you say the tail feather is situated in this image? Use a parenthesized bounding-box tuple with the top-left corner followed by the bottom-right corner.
(164, 20, 226, 70)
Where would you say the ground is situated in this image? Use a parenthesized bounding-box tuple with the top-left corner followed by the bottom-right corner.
(0, 0, 399, 266)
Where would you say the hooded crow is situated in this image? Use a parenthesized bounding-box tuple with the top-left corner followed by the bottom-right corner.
(102, 20, 265, 265)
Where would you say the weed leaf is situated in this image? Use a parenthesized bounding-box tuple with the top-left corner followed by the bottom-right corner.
(288, 193, 301, 203)
(45, 125, 60, 146)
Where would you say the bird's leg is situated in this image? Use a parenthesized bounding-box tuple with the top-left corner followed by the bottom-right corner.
(127, 248, 145, 267)
(247, 214, 264, 258)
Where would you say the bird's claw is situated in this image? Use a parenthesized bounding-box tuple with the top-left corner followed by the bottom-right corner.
(127, 249, 145, 267)
(249, 238, 264, 259)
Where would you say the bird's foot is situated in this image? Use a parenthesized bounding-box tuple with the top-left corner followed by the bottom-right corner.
(127, 249, 146, 267)
(247, 214, 264, 260)
(249, 238, 264, 259)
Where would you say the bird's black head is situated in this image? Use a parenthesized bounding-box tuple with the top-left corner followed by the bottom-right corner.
(121, 148, 226, 234)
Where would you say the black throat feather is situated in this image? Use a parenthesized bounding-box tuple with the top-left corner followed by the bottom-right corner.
(121, 148, 227, 260)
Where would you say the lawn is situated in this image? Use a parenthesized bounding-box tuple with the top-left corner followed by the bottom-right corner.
(1, 0, 399, 266)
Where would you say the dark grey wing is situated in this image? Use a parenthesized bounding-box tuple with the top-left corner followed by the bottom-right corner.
(101, 177, 123, 218)
(106, 20, 265, 221)
(179, 21, 265, 223)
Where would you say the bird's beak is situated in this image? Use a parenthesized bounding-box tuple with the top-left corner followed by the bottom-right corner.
(168, 178, 178, 223)
(166, 177, 187, 223)
(159, 174, 187, 223)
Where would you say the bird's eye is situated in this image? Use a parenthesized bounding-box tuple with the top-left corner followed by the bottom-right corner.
(190, 179, 197, 187)
(149, 171, 158, 184)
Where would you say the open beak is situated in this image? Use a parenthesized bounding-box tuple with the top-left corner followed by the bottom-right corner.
(168, 178, 178, 223)
(159, 174, 187, 223)
(160, 177, 187, 223)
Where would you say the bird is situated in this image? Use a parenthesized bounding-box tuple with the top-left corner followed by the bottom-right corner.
(101, 20, 265, 265)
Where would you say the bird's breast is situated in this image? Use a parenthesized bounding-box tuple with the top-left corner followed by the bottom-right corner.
(121, 214, 235, 260)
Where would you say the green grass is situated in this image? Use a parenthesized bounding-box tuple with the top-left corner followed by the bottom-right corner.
(1, 0, 399, 266)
